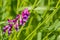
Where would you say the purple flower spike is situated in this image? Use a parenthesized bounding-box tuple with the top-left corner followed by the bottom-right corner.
(3, 8, 30, 35)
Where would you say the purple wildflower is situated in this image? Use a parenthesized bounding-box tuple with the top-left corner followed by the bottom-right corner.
(3, 8, 30, 35)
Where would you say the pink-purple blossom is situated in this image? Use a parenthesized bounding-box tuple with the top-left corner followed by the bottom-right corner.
(3, 8, 30, 35)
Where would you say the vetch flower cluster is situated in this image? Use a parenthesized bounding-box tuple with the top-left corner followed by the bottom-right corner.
(3, 8, 30, 35)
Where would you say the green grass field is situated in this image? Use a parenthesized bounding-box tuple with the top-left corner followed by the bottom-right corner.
(0, 0, 60, 40)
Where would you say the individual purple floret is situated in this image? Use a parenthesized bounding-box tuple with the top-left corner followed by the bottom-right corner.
(20, 18, 23, 25)
(13, 14, 20, 24)
(20, 8, 30, 25)
(8, 19, 14, 25)
(22, 8, 30, 17)
(14, 20, 19, 31)
(16, 14, 20, 20)
(8, 26, 12, 35)
(8, 31, 11, 35)
(3, 25, 9, 33)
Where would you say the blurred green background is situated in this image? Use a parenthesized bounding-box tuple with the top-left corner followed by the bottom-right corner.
(0, 0, 60, 40)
